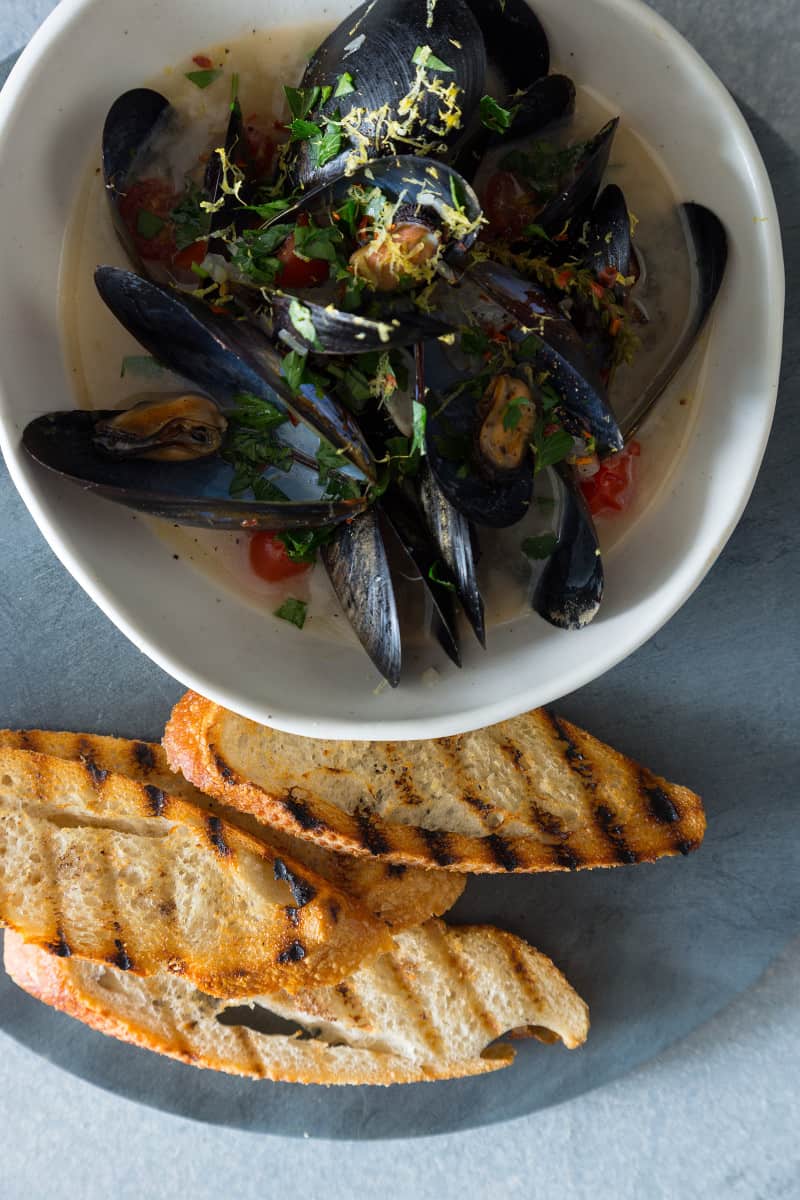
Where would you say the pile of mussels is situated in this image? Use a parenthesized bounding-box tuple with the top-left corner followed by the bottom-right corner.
(23, 0, 727, 686)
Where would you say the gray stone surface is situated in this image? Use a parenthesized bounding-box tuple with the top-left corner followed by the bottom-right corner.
(0, 0, 798, 1191)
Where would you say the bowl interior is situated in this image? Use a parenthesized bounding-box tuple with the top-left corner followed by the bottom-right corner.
(0, 0, 782, 737)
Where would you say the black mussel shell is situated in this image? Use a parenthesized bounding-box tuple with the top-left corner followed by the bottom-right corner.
(286, 0, 486, 189)
(453, 73, 575, 181)
(22, 410, 366, 532)
(621, 203, 728, 440)
(321, 509, 402, 686)
(536, 117, 619, 235)
(380, 483, 461, 666)
(204, 98, 251, 236)
(102, 88, 171, 270)
(268, 294, 452, 354)
(468, 260, 624, 453)
(465, 0, 549, 92)
(268, 155, 483, 261)
(94, 267, 376, 481)
(424, 376, 534, 527)
(533, 463, 603, 629)
(419, 460, 485, 645)
(569, 184, 633, 377)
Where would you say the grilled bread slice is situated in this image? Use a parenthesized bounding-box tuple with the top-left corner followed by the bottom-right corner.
(0, 730, 464, 929)
(164, 692, 706, 873)
(5, 919, 588, 1084)
(0, 747, 391, 998)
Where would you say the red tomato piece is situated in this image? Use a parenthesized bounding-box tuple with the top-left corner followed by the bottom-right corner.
(173, 239, 209, 270)
(249, 532, 311, 582)
(192, 54, 214, 68)
(275, 232, 330, 288)
(579, 441, 641, 517)
(481, 171, 534, 241)
(118, 178, 178, 262)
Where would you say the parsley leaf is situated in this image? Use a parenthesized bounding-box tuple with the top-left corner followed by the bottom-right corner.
(479, 95, 516, 134)
(412, 45, 453, 72)
(289, 118, 321, 142)
(502, 395, 533, 431)
(274, 598, 308, 629)
(231, 222, 293, 284)
(522, 223, 554, 243)
(185, 68, 223, 89)
(522, 532, 559, 559)
(171, 183, 207, 251)
(293, 220, 345, 264)
(136, 210, 165, 238)
(284, 85, 323, 119)
(428, 561, 456, 590)
(277, 528, 334, 563)
(532, 427, 573, 472)
(281, 349, 308, 394)
(460, 326, 490, 357)
(334, 71, 356, 97)
(411, 400, 427, 458)
(311, 125, 343, 169)
(222, 393, 292, 500)
(501, 140, 584, 197)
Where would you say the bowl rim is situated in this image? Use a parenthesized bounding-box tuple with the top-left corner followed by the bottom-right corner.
(0, 0, 785, 740)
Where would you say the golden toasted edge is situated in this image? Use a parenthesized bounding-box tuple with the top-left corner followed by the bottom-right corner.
(0, 728, 465, 931)
(3, 933, 511, 1085)
(163, 692, 706, 875)
(0, 747, 393, 997)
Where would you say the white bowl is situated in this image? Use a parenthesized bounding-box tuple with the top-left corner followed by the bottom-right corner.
(0, 0, 783, 738)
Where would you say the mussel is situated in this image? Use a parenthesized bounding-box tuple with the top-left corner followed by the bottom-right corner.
(92, 393, 227, 461)
(419, 460, 485, 646)
(283, 0, 487, 189)
(102, 87, 247, 281)
(533, 463, 603, 630)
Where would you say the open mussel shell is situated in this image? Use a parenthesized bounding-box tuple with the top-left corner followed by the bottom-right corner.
(419, 460, 485, 645)
(380, 483, 461, 667)
(102, 88, 171, 270)
(22, 410, 366, 532)
(533, 464, 603, 630)
(321, 509, 402, 687)
(465, 0, 549, 93)
(94, 267, 376, 481)
(424, 378, 534, 527)
(268, 294, 452, 355)
(621, 203, 728, 440)
(286, 0, 486, 189)
(468, 260, 624, 454)
(269, 155, 482, 261)
(102, 88, 246, 275)
(569, 184, 633, 377)
(537, 117, 619, 234)
(453, 73, 575, 182)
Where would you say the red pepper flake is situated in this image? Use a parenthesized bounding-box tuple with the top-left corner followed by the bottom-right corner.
(554, 269, 573, 289)
(609, 317, 622, 337)
(192, 54, 213, 68)
(590, 281, 605, 301)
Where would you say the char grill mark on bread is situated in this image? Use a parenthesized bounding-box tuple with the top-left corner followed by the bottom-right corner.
(4, 919, 589, 1085)
(162, 693, 705, 873)
(0, 729, 465, 930)
(0, 747, 392, 997)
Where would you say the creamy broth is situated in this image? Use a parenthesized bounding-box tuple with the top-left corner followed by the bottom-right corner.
(58, 26, 704, 654)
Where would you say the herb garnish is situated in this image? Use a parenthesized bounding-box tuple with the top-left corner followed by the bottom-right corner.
(136, 210, 166, 239)
(334, 71, 356, 97)
(479, 95, 516, 134)
(412, 45, 453, 72)
(274, 598, 308, 629)
(522, 533, 559, 559)
(185, 68, 223, 89)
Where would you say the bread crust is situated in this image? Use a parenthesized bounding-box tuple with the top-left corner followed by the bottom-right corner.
(164, 692, 706, 873)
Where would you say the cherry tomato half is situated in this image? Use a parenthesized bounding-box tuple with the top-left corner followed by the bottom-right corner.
(579, 441, 641, 517)
(118, 178, 178, 262)
(276, 231, 330, 288)
(249, 532, 311, 582)
(481, 171, 534, 241)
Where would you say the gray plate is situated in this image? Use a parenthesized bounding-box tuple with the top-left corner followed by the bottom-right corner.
(0, 49, 797, 1139)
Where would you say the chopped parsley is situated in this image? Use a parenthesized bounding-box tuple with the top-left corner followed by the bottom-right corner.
(412, 45, 453, 72)
(171, 183, 207, 251)
(222, 393, 292, 500)
(479, 95, 516, 134)
(288, 298, 319, 348)
(185, 68, 223, 89)
(532, 425, 574, 473)
(231, 222, 293, 285)
(289, 117, 321, 142)
(502, 394, 533, 431)
(333, 71, 356, 98)
(281, 349, 309, 394)
(501, 139, 585, 197)
(136, 209, 165, 239)
(522, 533, 559, 559)
(277, 528, 334, 563)
(284, 86, 326, 119)
(274, 598, 308, 629)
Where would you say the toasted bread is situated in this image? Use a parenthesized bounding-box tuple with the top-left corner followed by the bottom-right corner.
(164, 692, 706, 873)
(0, 730, 464, 929)
(0, 747, 391, 997)
(5, 919, 588, 1084)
